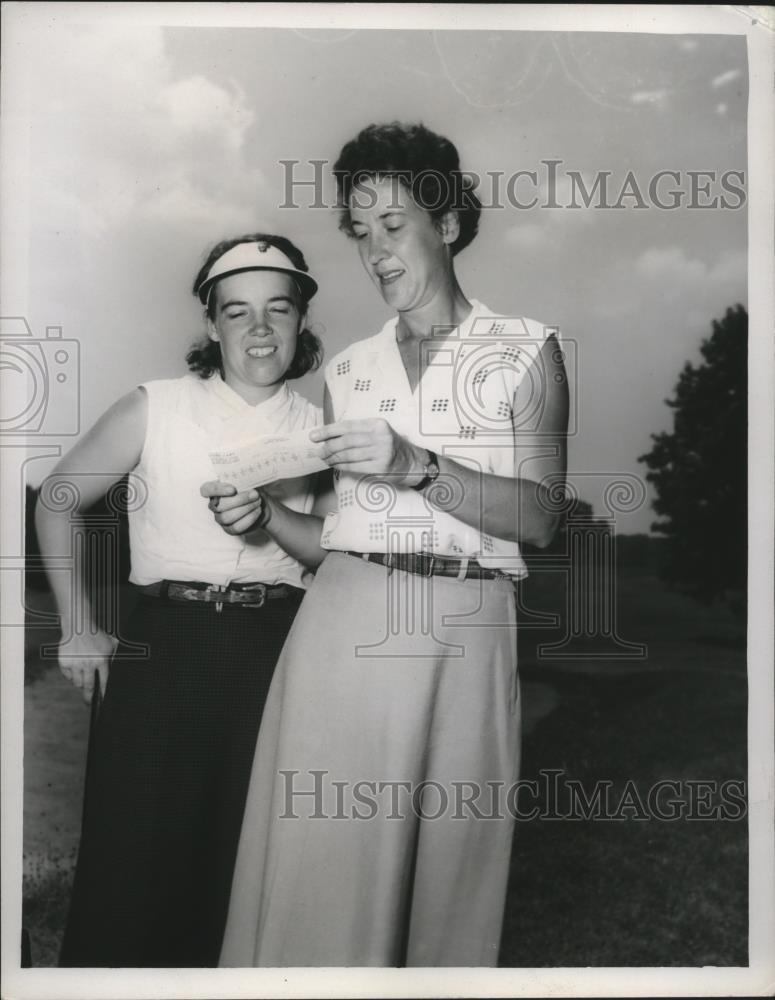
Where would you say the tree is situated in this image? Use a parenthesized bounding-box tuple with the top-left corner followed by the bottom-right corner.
(638, 304, 747, 603)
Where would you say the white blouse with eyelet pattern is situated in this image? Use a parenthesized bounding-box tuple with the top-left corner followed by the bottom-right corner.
(320, 299, 560, 579)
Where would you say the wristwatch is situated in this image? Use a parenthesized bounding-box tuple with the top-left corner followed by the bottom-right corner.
(411, 449, 440, 492)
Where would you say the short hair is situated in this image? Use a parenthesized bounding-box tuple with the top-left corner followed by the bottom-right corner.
(333, 122, 482, 256)
(187, 232, 322, 381)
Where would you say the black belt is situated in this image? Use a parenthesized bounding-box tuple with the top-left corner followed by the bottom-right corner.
(136, 579, 295, 609)
(342, 551, 508, 581)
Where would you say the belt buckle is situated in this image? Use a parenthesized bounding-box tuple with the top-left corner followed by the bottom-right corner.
(241, 583, 267, 608)
(418, 552, 435, 577)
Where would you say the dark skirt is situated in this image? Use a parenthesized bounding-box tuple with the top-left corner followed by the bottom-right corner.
(59, 587, 304, 968)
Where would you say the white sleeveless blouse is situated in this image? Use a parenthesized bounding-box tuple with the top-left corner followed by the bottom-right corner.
(128, 375, 322, 588)
(320, 300, 557, 579)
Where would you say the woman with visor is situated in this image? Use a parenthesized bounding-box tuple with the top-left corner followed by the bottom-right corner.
(38, 233, 327, 966)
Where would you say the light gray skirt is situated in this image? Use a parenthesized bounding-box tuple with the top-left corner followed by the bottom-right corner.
(219, 552, 521, 967)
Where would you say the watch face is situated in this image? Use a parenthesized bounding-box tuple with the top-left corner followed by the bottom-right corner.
(411, 453, 440, 491)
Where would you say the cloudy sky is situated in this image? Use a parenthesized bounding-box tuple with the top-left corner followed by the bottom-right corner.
(3, 8, 748, 533)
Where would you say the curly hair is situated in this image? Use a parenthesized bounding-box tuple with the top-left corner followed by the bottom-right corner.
(186, 232, 323, 381)
(333, 122, 482, 256)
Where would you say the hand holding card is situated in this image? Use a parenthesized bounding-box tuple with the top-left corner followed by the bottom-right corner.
(208, 427, 329, 491)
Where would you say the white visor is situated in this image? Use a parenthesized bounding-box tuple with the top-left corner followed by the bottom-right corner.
(197, 241, 318, 304)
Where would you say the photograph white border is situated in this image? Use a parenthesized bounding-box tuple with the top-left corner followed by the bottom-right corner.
(1, 3, 772, 998)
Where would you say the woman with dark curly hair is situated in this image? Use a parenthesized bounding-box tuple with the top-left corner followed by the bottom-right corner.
(37, 233, 326, 966)
(211, 123, 569, 967)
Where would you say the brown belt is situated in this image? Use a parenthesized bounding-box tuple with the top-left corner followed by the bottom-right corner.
(136, 579, 295, 609)
(342, 551, 508, 581)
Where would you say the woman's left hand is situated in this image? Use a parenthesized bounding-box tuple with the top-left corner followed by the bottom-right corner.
(310, 419, 424, 481)
(200, 480, 269, 534)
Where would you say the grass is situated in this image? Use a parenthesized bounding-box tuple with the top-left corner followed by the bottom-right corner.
(497, 569, 747, 966)
(23, 597, 91, 968)
(21, 571, 748, 967)
(22, 850, 79, 968)
(500, 667, 747, 966)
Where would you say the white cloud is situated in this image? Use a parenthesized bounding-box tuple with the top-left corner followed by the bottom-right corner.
(711, 68, 742, 89)
(634, 246, 745, 289)
(158, 75, 252, 153)
(598, 246, 747, 323)
(27, 24, 263, 234)
(630, 90, 668, 105)
(635, 246, 707, 284)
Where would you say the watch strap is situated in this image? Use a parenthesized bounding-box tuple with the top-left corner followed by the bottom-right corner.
(410, 450, 440, 492)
